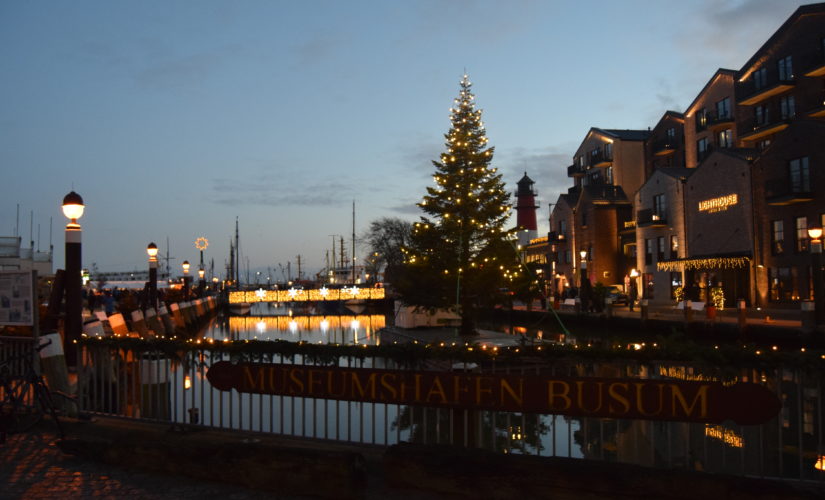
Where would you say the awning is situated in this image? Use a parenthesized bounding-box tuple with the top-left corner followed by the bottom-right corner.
(656, 252, 751, 272)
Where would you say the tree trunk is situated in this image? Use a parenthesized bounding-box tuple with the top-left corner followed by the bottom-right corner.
(459, 297, 477, 336)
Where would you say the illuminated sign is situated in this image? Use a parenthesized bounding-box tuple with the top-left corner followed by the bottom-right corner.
(229, 287, 385, 304)
(207, 362, 782, 425)
(704, 424, 744, 448)
(698, 194, 738, 213)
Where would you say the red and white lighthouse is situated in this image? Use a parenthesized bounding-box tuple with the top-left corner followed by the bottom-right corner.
(515, 172, 538, 247)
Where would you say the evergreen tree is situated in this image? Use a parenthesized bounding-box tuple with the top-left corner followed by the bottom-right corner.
(398, 75, 517, 335)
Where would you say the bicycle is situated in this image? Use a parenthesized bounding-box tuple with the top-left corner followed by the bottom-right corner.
(0, 338, 81, 443)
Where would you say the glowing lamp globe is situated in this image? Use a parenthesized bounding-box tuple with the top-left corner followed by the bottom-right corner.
(182, 260, 190, 273)
(579, 250, 587, 260)
(630, 269, 639, 278)
(808, 227, 823, 241)
(62, 191, 85, 222)
(147, 242, 158, 258)
(198, 268, 205, 279)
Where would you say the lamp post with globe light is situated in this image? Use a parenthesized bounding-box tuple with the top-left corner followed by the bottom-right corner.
(182, 260, 190, 299)
(808, 226, 824, 327)
(147, 243, 158, 309)
(62, 191, 84, 367)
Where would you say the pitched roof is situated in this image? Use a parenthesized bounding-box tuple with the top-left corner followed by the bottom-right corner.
(684, 69, 737, 116)
(595, 128, 651, 141)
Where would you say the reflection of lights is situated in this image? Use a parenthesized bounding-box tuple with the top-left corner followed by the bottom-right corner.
(815, 455, 825, 471)
(289, 320, 298, 334)
(255, 321, 267, 334)
(350, 320, 360, 330)
(704, 425, 744, 448)
(320, 319, 330, 332)
(288, 288, 298, 298)
(509, 426, 522, 440)
(184, 376, 192, 390)
(228, 315, 385, 334)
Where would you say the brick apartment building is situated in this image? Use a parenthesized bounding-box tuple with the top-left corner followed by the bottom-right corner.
(544, 3, 825, 307)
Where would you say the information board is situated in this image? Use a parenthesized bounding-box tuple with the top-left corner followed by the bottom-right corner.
(0, 270, 35, 326)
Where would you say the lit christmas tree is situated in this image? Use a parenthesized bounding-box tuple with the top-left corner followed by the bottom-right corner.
(398, 74, 517, 335)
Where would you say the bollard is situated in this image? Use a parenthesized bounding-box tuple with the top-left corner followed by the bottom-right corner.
(131, 309, 149, 337)
(145, 308, 166, 336)
(39, 332, 71, 395)
(737, 299, 747, 334)
(107, 312, 129, 336)
(640, 299, 649, 325)
(83, 318, 107, 337)
(169, 302, 186, 330)
(605, 297, 613, 318)
(801, 300, 816, 334)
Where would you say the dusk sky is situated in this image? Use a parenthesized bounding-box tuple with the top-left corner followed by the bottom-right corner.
(0, 0, 804, 280)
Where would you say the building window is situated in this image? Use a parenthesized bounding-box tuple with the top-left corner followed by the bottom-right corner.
(657, 237, 665, 262)
(559, 220, 566, 238)
(796, 216, 809, 252)
(753, 67, 768, 89)
(789, 157, 810, 193)
(757, 138, 772, 150)
(715, 97, 730, 119)
(653, 194, 666, 220)
(670, 235, 678, 259)
(670, 272, 682, 300)
(644, 273, 655, 299)
(581, 211, 588, 227)
(697, 137, 709, 161)
(605, 166, 614, 184)
(755, 104, 769, 127)
(716, 129, 733, 148)
(769, 267, 796, 302)
(772, 220, 784, 255)
(780, 95, 795, 119)
(696, 108, 708, 131)
(778, 55, 793, 81)
(604, 142, 613, 159)
(645, 239, 653, 265)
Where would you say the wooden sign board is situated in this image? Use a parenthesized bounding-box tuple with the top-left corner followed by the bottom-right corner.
(207, 361, 781, 425)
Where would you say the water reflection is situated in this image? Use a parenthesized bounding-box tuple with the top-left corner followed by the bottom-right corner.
(205, 313, 386, 345)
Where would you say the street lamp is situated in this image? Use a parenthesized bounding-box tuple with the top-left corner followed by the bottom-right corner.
(198, 267, 205, 296)
(579, 249, 588, 289)
(808, 226, 824, 326)
(147, 242, 158, 309)
(62, 191, 84, 367)
(182, 260, 190, 299)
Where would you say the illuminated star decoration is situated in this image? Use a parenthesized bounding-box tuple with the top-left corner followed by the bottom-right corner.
(319, 287, 329, 298)
(347, 286, 359, 296)
(288, 288, 298, 299)
(195, 237, 209, 251)
(255, 288, 267, 300)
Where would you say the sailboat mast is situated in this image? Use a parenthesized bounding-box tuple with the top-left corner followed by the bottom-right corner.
(352, 200, 356, 284)
(235, 217, 240, 286)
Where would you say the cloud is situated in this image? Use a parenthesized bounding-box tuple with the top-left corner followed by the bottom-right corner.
(211, 173, 359, 208)
(290, 34, 347, 68)
(134, 45, 243, 89)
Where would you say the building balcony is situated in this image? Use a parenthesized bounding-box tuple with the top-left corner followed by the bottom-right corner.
(738, 79, 795, 106)
(636, 208, 668, 227)
(765, 178, 814, 206)
(707, 112, 734, 130)
(652, 138, 679, 156)
(567, 164, 585, 177)
(738, 117, 791, 142)
(804, 54, 825, 77)
(589, 151, 613, 168)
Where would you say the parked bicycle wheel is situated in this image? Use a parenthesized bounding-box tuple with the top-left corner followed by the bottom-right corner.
(0, 376, 44, 433)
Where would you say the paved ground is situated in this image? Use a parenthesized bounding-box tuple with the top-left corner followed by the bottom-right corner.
(1, 429, 275, 499)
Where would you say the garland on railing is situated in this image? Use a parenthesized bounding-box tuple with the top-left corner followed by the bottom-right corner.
(76, 334, 825, 373)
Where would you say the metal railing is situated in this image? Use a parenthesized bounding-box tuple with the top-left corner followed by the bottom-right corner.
(74, 342, 825, 484)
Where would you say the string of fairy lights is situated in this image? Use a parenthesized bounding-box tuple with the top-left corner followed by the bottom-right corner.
(404, 74, 521, 284)
(76, 333, 825, 370)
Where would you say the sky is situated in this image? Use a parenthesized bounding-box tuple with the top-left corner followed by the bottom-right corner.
(0, 0, 806, 281)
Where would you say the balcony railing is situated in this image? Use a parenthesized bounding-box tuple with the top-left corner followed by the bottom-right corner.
(636, 208, 667, 227)
(652, 138, 679, 156)
(738, 115, 791, 142)
(765, 177, 814, 206)
(738, 78, 795, 106)
(589, 151, 613, 168)
(706, 112, 734, 130)
(567, 164, 585, 177)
